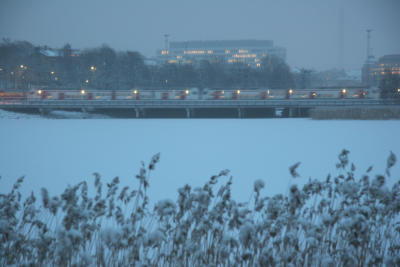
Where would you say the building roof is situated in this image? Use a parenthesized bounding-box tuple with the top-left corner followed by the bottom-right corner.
(40, 49, 61, 57)
(170, 40, 274, 49)
(378, 54, 400, 64)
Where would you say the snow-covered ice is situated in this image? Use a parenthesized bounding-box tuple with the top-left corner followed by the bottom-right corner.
(1, 111, 399, 203)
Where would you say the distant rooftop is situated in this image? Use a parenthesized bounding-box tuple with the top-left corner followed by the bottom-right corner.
(39, 49, 62, 57)
(378, 54, 400, 64)
(39, 47, 81, 57)
(170, 40, 274, 49)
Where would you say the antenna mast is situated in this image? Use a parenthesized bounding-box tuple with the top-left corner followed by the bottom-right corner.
(338, 8, 344, 69)
(366, 29, 374, 62)
(164, 34, 170, 51)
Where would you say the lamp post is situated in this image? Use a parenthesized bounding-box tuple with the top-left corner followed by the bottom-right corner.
(89, 65, 97, 89)
(0, 67, 4, 88)
(49, 71, 55, 86)
(18, 64, 27, 90)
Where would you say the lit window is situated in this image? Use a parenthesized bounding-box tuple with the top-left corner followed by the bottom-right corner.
(233, 54, 257, 58)
(184, 50, 205, 54)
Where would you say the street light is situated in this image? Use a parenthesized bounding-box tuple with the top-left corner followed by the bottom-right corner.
(90, 65, 96, 72)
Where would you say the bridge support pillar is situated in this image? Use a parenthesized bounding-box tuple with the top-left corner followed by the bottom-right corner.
(289, 108, 294, 118)
(39, 108, 51, 116)
(289, 108, 300, 118)
(238, 108, 244, 118)
(186, 108, 192, 118)
(81, 108, 88, 119)
(135, 108, 140, 118)
(275, 108, 284, 117)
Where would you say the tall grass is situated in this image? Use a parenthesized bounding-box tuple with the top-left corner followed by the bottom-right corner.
(1, 150, 399, 266)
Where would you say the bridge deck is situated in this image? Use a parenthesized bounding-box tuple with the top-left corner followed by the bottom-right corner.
(0, 99, 398, 110)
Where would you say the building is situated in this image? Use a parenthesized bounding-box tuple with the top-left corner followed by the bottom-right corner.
(39, 47, 81, 58)
(156, 39, 286, 67)
(378, 55, 400, 75)
(362, 54, 400, 87)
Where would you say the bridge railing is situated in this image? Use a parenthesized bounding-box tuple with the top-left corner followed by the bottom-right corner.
(0, 98, 399, 109)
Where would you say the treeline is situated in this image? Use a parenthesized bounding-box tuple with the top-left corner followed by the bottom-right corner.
(0, 40, 294, 90)
(2, 40, 398, 96)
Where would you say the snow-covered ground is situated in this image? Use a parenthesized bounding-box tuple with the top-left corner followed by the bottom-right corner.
(0, 109, 109, 119)
(1, 110, 399, 203)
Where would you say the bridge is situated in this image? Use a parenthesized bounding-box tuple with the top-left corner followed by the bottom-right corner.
(1, 99, 399, 118)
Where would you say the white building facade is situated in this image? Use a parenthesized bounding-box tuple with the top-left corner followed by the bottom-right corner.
(156, 40, 286, 67)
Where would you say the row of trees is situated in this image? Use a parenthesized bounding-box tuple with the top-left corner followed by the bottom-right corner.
(1, 40, 398, 97)
(0, 40, 294, 90)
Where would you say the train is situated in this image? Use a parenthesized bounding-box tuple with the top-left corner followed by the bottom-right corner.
(0, 87, 380, 101)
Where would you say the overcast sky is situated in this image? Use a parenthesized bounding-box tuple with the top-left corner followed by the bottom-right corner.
(0, 0, 399, 71)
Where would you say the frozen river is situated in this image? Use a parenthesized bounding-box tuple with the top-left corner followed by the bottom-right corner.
(1, 112, 399, 203)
